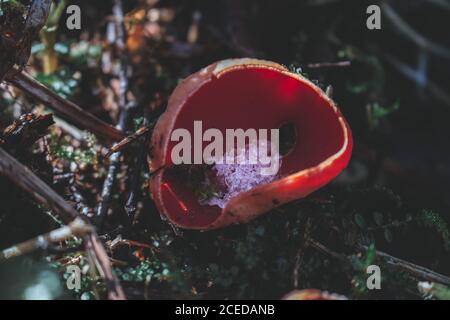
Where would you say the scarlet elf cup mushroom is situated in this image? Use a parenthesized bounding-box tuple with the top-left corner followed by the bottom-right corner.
(149, 58, 353, 230)
(282, 289, 347, 300)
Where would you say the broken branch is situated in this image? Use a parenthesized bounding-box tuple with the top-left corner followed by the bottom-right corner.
(0, 147, 126, 299)
(306, 237, 450, 286)
(359, 245, 450, 286)
(0, 217, 92, 261)
(6, 70, 125, 142)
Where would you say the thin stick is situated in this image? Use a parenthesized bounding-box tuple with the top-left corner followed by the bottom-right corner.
(382, 2, 450, 60)
(124, 139, 148, 220)
(306, 237, 348, 262)
(293, 218, 312, 288)
(325, 85, 333, 98)
(105, 126, 150, 158)
(84, 232, 125, 299)
(306, 237, 450, 286)
(96, 0, 134, 230)
(359, 245, 450, 286)
(125, 113, 154, 220)
(383, 52, 450, 107)
(429, 0, 450, 11)
(0, 147, 126, 299)
(0, 147, 79, 223)
(305, 61, 351, 69)
(6, 70, 124, 142)
(0, 217, 92, 261)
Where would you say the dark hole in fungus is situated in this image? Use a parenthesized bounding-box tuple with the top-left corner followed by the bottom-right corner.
(279, 121, 297, 157)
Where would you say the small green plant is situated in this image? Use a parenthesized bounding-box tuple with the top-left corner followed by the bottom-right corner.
(351, 244, 377, 296)
(50, 132, 98, 166)
(39, 0, 68, 74)
(36, 68, 80, 99)
(366, 100, 400, 129)
(59, 255, 100, 299)
(288, 64, 322, 88)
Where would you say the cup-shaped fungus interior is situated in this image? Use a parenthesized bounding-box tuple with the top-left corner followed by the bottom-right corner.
(159, 67, 345, 228)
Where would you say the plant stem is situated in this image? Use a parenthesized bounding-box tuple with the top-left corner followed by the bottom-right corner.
(39, 0, 68, 74)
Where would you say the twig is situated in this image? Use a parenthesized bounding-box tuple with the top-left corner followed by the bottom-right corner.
(54, 172, 94, 217)
(325, 85, 333, 98)
(124, 138, 148, 220)
(0, 147, 79, 223)
(305, 61, 351, 69)
(96, 145, 124, 229)
(0, 147, 126, 299)
(382, 2, 450, 60)
(96, 0, 134, 231)
(53, 116, 86, 141)
(429, 0, 450, 12)
(383, 52, 450, 107)
(359, 245, 450, 286)
(107, 235, 157, 252)
(84, 232, 125, 299)
(6, 70, 124, 141)
(105, 126, 150, 158)
(306, 236, 450, 286)
(39, 0, 68, 74)
(293, 218, 312, 288)
(306, 237, 348, 262)
(0, 217, 92, 261)
(125, 114, 154, 221)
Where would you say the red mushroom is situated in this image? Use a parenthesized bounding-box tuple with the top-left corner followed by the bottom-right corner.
(282, 289, 348, 300)
(149, 58, 353, 230)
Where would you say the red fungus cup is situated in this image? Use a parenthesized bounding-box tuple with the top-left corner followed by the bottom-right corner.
(282, 289, 348, 300)
(149, 58, 353, 230)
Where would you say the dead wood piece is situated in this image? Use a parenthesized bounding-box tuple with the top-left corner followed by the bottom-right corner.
(6, 70, 125, 141)
(0, 147, 126, 299)
(0, 217, 92, 261)
(0, 0, 52, 81)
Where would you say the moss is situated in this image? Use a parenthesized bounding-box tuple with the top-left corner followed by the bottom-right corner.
(110, 186, 450, 299)
(50, 131, 98, 166)
(419, 210, 450, 249)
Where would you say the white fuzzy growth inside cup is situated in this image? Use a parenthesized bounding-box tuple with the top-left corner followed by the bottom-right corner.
(200, 139, 281, 208)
